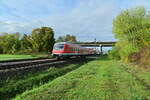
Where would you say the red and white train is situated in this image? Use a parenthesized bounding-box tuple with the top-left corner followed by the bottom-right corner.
(52, 42, 96, 59)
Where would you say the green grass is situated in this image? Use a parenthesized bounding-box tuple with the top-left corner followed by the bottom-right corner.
(120, 63, 150, 89)
(0, 54, 36, 61)
(14, 57, 150, 100)
(0, 54, 49, 61)
(0, 61, 85, 100)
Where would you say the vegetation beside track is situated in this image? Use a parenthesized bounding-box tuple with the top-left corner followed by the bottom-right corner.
(0, 54, 49, 61)
(14, 56, 150, 100)
(120, 63, 150, 90)
(0, 60, 87, 100)
(110, 7, 150, 68)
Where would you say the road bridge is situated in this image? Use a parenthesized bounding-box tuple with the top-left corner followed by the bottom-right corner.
(78, 41, 116, 54)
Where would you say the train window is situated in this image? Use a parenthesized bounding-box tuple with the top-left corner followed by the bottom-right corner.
(77, 48, 78, 52)
(70, 47, 74, 52)
(54, 44, 64, 50)
(75, 48, 77, 52)
(71, 48, 74, 52)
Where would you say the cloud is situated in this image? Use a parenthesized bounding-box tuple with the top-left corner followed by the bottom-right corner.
(0, 0, 118, 41)
(0, 0, 149, 41)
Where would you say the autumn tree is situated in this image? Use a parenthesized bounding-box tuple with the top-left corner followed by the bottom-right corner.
(0, 33, 21, 54)
(111, 6, 150, 64)
(21, 34, 32, 49)
(56, 34, 77, 43)
(31, 27, 55, 52)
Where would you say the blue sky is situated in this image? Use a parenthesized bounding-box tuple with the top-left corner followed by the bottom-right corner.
(0, 0, 150, 41)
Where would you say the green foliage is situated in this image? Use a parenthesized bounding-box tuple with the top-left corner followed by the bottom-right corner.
(0, 63, 83, 100)
(0, 54, 49, 61)
(14, 57, 150, 100)
(112, 6, 150, 64)
(20, 34, 32, 50)
(31, 27, 55, 52)
(116, 41, 139, 62)
(0, 26, 55, 54)
(108, 47, 121, 60)
(56, 34, 77, 43)
(0, 55, 36, 61)
(0, 33, 21, 54)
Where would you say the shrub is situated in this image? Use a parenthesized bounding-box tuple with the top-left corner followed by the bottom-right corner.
(129, 47, 150, 68)
(112, 6, 150, 65)
(108, 47, 121, 60)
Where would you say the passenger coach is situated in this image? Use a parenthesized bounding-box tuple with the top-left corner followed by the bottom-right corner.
(52, 42, 95, 59)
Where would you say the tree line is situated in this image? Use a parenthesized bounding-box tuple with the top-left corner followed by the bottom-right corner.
(0, 27, 77, 54)
(109, 6, 150, 67)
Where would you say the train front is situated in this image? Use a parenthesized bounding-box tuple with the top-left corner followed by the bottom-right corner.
(52, 42, 66, 58)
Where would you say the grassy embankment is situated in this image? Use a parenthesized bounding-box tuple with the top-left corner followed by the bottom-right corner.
(14, 56, 150, 100)
(0, 54, 49, 61)
(0, 60, 87, 100)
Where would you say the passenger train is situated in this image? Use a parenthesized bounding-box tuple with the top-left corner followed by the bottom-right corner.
(52, 42, 96, 59)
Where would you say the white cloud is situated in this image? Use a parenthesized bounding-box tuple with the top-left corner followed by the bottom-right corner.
(0, 0, 149, 41)
(0, 0, 118, 41)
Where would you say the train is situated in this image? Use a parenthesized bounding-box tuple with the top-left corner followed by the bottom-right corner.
(52, 42, 96, 59)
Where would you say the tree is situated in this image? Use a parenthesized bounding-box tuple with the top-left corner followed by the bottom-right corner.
(0, 33, 5, 53)
(113, 6, 150, 47)
(112, 6, 150, 62)
(56, 36, 65, 42)
(0, 33, 21, 54)
(31, 27, 55, 52)
(21, 34, 32, 49)
(56, 34, 77, 43)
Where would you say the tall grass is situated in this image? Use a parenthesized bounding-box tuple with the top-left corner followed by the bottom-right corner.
(0, 62, 85, 100)
(14, 57, 150, 100)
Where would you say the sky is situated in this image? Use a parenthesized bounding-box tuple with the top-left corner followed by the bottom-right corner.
(0, 0, 150, 42)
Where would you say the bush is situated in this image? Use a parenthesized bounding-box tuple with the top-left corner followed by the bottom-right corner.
(117, 42, 138, 62)
(112, 6, 150, 65)
(129, 47, 150, 68)
(108, 47, 121, 60)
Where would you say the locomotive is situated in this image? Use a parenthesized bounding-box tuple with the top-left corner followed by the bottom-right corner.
(52, 42, 96, 59)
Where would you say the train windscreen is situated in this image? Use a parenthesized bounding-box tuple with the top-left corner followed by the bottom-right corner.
(54, 44, 64, 50)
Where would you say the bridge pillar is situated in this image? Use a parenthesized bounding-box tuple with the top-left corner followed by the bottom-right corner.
(99, 44, 103, 54)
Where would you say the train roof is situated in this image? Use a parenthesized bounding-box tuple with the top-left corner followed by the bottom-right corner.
(55, 42, 81, 47)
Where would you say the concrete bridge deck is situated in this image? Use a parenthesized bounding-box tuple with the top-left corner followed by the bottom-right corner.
(78, 42, 116, 47)
(78, 41, 117, 53)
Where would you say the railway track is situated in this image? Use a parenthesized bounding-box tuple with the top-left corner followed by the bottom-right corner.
(0, 57, 92, 79)
(0, 58, 57, 70)
(0, 57, 49, 63)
